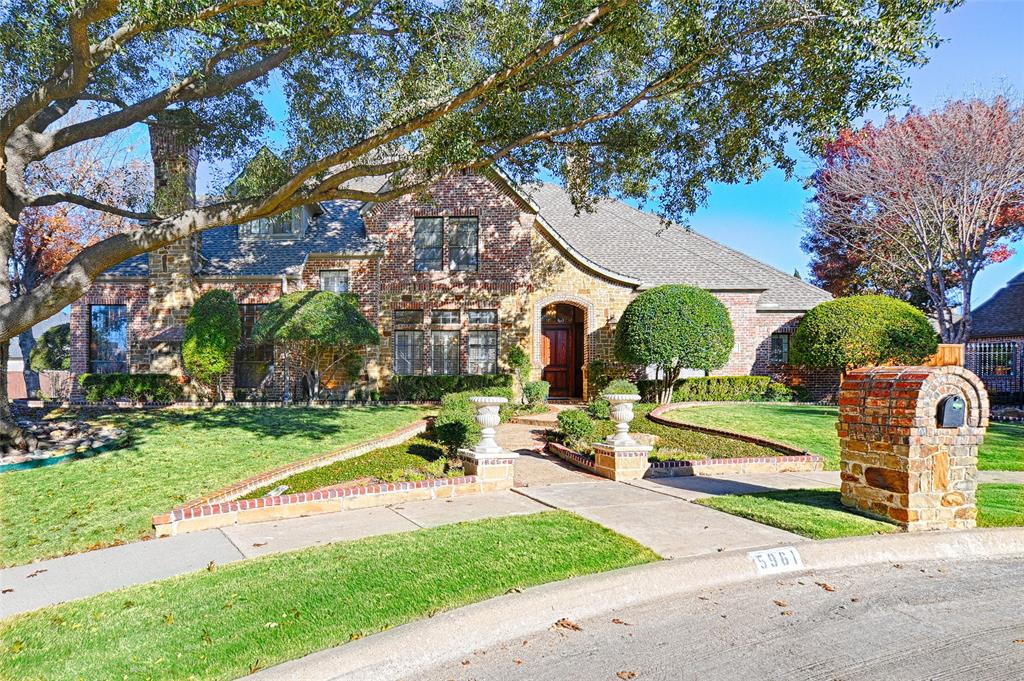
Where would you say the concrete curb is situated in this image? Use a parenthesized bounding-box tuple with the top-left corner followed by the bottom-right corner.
(251, 527, 1024, 681)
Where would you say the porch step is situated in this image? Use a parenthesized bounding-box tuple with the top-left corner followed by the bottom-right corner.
(510, 406, 560, 427)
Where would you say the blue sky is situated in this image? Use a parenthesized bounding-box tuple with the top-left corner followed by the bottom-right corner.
(680, 0, 1024, 306)
(196, 0, 1024, 305)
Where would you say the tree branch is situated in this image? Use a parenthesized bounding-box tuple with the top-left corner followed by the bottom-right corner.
(28, 192, 156, 221)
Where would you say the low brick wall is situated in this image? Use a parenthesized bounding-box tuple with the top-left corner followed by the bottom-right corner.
(154, 475, 506, 536)
(167, 419, 429, 512)
(647, 402, 816, 457)
(544, 441, 822, 479)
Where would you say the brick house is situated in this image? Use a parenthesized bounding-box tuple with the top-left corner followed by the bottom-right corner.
(965, 271, 1024, 404)
(69, 125, 838, 402)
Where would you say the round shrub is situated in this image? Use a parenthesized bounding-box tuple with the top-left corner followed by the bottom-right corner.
(586, 398, 610, 420)
(614, 285, 734, 403)
(557, 409, 593, 448)
(523, 380, 550, 405)
(183, 290, 241, 397)
(790, 295, 939, 370)
(604, 379, 638, 395)
(434, 387, 514, 456)
(30, 323, 70, 371)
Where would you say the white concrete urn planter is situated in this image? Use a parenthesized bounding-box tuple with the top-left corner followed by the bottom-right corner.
(468, 395, 508, 456)
(604, 393, 642, 446)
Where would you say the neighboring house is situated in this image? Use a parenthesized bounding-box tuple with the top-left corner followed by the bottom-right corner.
(965, 271, 1024, 404)
(6, 310, 71, 400)
(68, 124, 838, 402)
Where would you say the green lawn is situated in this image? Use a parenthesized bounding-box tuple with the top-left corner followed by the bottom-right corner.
(0, 512, 657, 681)
(978, 484, 1024, 527)
(588, 404, 782, 460)
(695, 488, 898, 539)
(696, 484, 1023, 538)
(242, 434, 449, 499)
(0, 406, 426, 567)
(665, 403, 1023, 470)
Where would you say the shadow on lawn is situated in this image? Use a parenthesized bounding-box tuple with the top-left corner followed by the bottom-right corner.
(95, 406, 421, 443)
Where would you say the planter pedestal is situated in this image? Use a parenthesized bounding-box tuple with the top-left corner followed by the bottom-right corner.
(457, 395, 518, 487)
(592, 442, 653, 481)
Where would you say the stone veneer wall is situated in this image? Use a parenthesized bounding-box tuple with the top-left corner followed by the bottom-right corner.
(838, 365, 989, 531)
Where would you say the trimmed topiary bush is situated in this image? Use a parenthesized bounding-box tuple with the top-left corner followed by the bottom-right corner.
(557, 409, 593, 449)
(78, 373, 183, 403)
(506, 344, 531, 395)
(636, 375, 794, 403)
(790, 295, 939, 371)
(182, 290, 241, 399)
(614, 285, 734, 403)
(523, 380, 550, 405)
(387, 374, 512, 401)
(29, 323, 70, 371)
(434, 387, 515, 456)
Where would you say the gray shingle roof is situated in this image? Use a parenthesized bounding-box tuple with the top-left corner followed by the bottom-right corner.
(969, 271, 1024, 338)
(526, 183, 831, 311)
(100, 177, 831, 311)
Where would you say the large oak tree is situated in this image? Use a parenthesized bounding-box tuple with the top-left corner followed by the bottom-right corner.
(1, 0, 955, 439)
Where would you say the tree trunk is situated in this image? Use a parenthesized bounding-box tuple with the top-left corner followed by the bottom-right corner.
(18, 328, 39, 397)
(0, 172, 26, 445)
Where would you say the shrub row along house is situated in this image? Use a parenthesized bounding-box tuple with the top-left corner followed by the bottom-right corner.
(69, 121, 838, 402)
(965, 271, 1024, 404)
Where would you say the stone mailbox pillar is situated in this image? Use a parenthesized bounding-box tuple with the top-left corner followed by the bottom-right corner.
(458, 396, 518, 488)
(838, 365, 989, 531)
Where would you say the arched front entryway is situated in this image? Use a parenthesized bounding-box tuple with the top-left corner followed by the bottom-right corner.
(539, 303, 586, 399)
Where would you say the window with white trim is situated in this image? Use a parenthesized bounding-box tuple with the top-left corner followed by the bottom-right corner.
(448, 217, 479, 271)
(431, 309, 460, 325)
(319, 269, 349, 293)
(467, 309, 498, 325)
(414, 217, 443, 271)
(468, 330, 498, 375)
(431, 330, 460, 375)
(393, 330, 423, 375)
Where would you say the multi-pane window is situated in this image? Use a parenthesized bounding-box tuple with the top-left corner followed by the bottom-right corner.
(394, 309, 424, 326)
(976, 342, 1017, 376)
(431, 310, 460, 326)
(239, 208, 300, 238)
(394, 330, 424, 375)
(89, 304, 129, 373)
(467, 309, 498, 325)
(448, 217, 479, 271)
(319, 269, 349, 293)
(770, 333, 790, 364)
(431, 331, 460, 375)
(413, 217, 444, 271)
(235, 304, 274, 389)
(468, 330, 498, 375)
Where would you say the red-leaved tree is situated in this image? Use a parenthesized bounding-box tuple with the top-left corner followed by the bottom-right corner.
(803, 96, 1024, 342)
(14, 127, 146, 395)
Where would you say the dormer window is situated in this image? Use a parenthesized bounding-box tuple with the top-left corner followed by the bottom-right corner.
(240, 207, 306, 239)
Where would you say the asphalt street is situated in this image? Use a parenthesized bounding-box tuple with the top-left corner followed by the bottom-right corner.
(416, 556, 1024, 681)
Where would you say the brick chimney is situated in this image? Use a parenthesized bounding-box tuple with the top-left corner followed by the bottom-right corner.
(145, 110, 200, 374)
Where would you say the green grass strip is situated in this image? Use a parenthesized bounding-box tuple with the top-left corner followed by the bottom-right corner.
(978, 483, 1024, 527)
(0, 511, 657, 681)
(695, 488, 899, 539)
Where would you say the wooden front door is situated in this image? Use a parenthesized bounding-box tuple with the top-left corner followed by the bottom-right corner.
(542, 325, 575, 398)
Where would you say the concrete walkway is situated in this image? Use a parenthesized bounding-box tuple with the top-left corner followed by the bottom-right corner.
(0, 490, 547, 618)
(495, 420, 599, 487)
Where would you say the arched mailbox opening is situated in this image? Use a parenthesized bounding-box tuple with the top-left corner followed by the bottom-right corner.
(838, 365, 989, 531)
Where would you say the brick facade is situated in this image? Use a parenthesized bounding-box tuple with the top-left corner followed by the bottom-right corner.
(69, 171, 838, 401)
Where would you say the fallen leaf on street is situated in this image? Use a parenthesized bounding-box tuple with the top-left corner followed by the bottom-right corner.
(617, 672, 637, 679)
(1, 588, 13, 594)
(781, 611, 794, 617)
(612, 618, 632, 626)
(26, 569, 47, 578)
(206, 561, 217, 572)
(513, 659, 523, 665)
(1014, 640, 1024, 644)
(252, 542, 267, 548)
(553, 618, 582, 631)
(773, 600, 788, 607)
(815, 581, 836, 592)
(461, 659, 470, 666)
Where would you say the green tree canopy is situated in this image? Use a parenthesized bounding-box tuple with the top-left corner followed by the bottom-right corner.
(182, 290, 241, 398)
(29, 323, 70, 371)
(252, 290, 379, 400)
(790, 294, 939, 370)
(614, 285, 734, 403)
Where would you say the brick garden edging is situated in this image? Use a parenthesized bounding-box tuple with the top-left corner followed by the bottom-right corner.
(545, 441, 598, 473)
(155, 419, 428, 524)
(152, 474, 511, 537)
